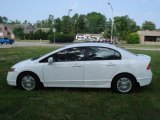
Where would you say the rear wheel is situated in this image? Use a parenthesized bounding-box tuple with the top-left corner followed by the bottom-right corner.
(17, 72, 40, 91)
(112, 74, 136, 93)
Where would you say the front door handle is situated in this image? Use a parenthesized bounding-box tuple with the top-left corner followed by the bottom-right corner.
(106, 63, 116, 66)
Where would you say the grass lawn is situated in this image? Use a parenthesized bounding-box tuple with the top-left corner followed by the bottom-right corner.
(16, 40, 50, 43)
(0, 47, 160, 120)
(121, 44, 160, 49)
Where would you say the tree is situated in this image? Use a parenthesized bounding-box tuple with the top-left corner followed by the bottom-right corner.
(0, 16, 8, 24)
(9, 19, 21, 24)
(54, 18, 62, 32)
(87, 12, 106, 34)
(142, 21, 156, 31)
(13, 27, 24, 39)
(77, 14, 88, 33)
(47, 14, 54, 27)
(103, 19, 112, 38)
(114, 15, 140, 41)
(127, 32, 140, 44)
(61, 16, 72, 34)
(71, 14, 79, 34)
(35, 15, 54, 28)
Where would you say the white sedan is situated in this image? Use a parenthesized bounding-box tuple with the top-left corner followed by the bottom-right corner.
(7, 43, 152, 93)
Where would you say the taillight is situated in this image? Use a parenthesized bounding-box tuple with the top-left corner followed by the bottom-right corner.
(147, 63, 151, 70)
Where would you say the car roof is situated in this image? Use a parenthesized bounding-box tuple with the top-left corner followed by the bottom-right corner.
(63, 43, 116, 49)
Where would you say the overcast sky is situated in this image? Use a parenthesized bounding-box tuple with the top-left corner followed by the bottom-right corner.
(0, 0, 160, 28)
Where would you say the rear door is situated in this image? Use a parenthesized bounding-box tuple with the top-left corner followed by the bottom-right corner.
(84, 47, 122, 86)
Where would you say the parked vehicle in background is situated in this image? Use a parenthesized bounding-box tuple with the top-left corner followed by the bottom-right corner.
(84, 38, 113, 43)
(0, 24, 15, 45)
(0, 38, 14, 44)
(7, 43, 152, 93)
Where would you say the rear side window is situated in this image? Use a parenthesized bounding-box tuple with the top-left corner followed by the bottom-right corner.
(86, 47, 121, 60)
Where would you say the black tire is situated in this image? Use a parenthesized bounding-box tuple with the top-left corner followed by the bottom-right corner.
(111, 74, 136, 93)
(17, 72, 40, 91)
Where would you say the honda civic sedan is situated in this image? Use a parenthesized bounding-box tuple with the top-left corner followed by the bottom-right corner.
(7, 43, 152, 93)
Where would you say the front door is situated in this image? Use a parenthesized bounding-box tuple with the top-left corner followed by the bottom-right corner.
(43, 47, 85, 87)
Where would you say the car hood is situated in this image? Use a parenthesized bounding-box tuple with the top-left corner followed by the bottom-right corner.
(12, 59, 34, 68)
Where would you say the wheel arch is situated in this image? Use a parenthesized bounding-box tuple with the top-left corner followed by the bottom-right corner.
(16, 71, 43, 86)
(111, 72, 139, 87)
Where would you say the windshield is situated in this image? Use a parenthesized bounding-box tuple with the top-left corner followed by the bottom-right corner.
(31, 56, 41, 61)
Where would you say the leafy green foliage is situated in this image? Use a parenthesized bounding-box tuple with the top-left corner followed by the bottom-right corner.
(142, 21, 156, 31)
(77, 14, 88, 33)
(54, 18, 62, 33)
(0, 16, 8, 24)
(127, 32, 140, 44)
(36, 14, 54, 28)
(114, 15, 140, 41)
(87, 12, 106, 34)
(61, 16, 73, 34)
(13, 27, 24, 39)
(48, 33, 74, 43)
(25, 30, 51, 40)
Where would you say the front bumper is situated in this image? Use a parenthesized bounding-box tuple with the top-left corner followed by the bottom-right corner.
(7, 71, 18, 86)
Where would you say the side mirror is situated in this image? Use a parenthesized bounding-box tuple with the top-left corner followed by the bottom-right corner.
(48, 57, 53, 64)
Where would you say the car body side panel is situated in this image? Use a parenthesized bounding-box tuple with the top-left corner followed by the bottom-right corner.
(84, 60, 121, 86)
(42, 61, 84, 86)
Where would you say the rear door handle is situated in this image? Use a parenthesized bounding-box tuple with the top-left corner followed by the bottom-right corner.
(72, 65, 82, 67)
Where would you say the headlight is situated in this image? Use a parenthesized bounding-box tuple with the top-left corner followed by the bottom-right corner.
(9, 68, 17, 72)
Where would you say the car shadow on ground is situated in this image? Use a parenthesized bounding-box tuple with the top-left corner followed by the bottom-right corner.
(40, 87, 112, 93)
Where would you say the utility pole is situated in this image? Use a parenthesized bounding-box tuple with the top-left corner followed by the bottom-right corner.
(107, 2, 114, 43)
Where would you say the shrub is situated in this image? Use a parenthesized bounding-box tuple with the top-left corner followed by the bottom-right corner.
(48, 33, 74, 43)
(127, 32, 140, 44)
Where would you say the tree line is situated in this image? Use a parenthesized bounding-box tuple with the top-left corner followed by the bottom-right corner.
(0, 13, 159, 42)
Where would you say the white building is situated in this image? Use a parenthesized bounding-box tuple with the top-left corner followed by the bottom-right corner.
(76, 34, 102, 41)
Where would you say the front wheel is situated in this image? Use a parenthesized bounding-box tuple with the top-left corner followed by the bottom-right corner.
(17, 73, 40, 91)
(112, 74, 136, 93)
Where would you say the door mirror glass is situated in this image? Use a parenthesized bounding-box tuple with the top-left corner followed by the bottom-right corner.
(48, 57, 53, 64)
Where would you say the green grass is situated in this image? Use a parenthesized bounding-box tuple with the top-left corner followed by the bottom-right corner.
(0, 47, 160, 120)
(16, 40, 49, 43)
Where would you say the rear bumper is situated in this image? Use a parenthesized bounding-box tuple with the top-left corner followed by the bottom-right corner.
(137, 71, 152, 86)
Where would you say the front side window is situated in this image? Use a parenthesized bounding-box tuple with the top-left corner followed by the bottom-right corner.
(54, 47, 85, 62)
(86, 47, 121, 60)
(40, 47, 85, 63)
